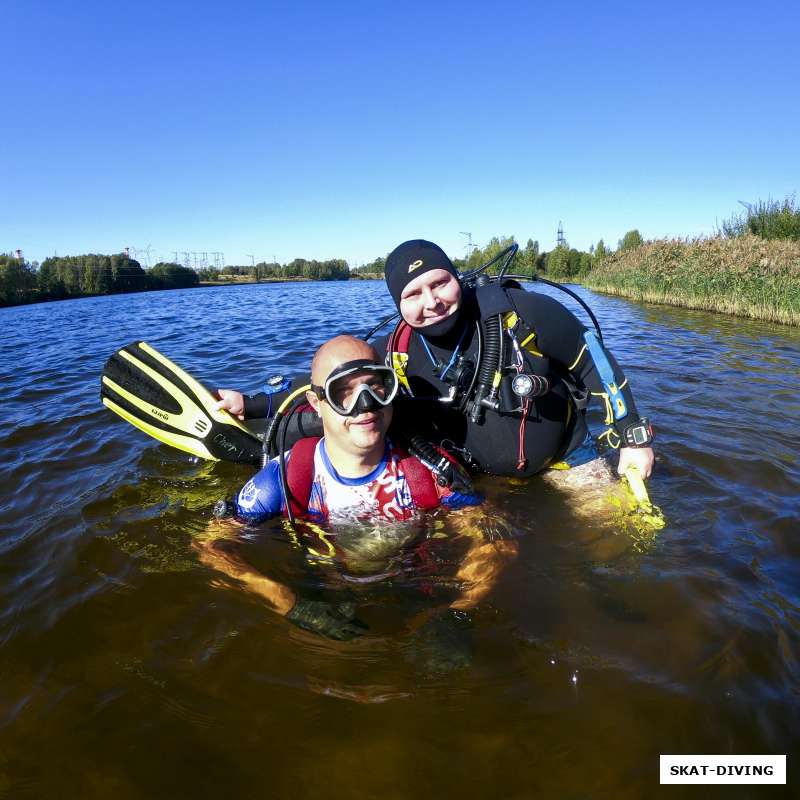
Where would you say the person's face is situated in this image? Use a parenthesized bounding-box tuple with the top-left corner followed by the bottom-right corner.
(307, 368, 393, 456)
(399, 269, 462, 329)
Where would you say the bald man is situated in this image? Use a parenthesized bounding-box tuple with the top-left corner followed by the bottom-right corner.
(233, 335, 482, 524)
(195, 335, 516, 644)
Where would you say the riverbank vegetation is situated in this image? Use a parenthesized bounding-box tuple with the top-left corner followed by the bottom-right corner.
(584, 235, 800, 325)
(584, 197, 800, 325)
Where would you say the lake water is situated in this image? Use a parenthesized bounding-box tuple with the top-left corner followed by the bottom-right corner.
(1, 280, 798, 798)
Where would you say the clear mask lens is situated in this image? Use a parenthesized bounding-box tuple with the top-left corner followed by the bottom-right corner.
(322, 362, 398, 416)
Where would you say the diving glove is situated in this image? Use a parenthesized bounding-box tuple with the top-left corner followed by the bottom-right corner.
(407, 608, 474, 675)
(286, 598, 368, 641)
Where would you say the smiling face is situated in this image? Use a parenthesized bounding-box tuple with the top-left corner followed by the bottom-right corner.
(306, 336, 393, 461)
(398, 268, 462, 329)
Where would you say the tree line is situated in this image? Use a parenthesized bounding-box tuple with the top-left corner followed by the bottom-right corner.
(0, 253, 201, 307)
(198, 257, 349, 282)
(0, 252, 352, 307)
(351, 229, 646, 283)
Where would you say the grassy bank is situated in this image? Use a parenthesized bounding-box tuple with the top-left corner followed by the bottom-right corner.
(198, 276, 312, 286)
(583, 234, 800, 326)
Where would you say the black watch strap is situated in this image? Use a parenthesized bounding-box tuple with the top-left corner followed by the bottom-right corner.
(621, 417, 654, 448)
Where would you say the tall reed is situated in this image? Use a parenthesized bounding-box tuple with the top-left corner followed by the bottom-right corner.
(584, 235, 800, 326)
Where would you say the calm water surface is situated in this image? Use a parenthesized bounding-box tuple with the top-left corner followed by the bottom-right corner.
(1, 281, 798, 798)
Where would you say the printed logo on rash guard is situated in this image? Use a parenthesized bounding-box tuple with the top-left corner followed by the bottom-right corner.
(371, 462, 414, 520)
(238, 479, 259, 510)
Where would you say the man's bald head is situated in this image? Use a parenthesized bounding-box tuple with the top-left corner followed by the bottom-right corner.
(310, 335, 381, 385)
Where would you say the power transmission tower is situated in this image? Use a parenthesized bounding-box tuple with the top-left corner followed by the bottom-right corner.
(460, 231, 477, 259)
(212, 252, 223, 270)
(557, 222, 566, 248)
(172, 252, 179, 263)
(182, 252, 192, 269)
(246, 254, 255, 268)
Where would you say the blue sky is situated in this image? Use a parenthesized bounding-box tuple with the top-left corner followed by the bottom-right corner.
(3, 0, 798, 267)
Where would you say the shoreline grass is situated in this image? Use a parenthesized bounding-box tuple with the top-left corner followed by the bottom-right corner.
(583, 234, 800, 326)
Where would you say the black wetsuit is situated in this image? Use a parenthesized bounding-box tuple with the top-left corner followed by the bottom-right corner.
(374, 287, 640, 476)
(244, 286, 641, 478)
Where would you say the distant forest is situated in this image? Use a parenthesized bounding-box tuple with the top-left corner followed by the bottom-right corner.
(0, 254, 350, 307)
(1, 233, 635, 308)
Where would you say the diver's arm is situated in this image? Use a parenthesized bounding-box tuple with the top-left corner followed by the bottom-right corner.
(215, 372, 313, 420)
(194, 520, 296, 615)
(516, 291, 653, 473)
(517, 292, 640, 418)
(447, 508, 518, 611)
(196, 519, 367, 640)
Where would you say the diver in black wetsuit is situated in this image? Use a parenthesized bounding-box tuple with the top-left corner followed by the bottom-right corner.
(369, 239, 654, 478)
(216, 239, 654, 480)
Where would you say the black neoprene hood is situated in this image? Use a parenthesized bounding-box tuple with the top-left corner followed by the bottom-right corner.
(384, 239, 458, 308)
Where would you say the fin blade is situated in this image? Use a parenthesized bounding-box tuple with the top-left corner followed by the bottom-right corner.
(136, 342, 254, 435)
(102, 397, 217, 461)
(100, 341, 262, 465)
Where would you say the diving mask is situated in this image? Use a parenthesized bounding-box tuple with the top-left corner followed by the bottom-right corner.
(311, 359, 399, 417)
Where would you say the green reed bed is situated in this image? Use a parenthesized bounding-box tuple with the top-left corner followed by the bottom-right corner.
(584, 235, 800, 326)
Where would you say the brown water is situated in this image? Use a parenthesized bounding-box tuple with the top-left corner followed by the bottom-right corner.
(1, 282, 798, 798)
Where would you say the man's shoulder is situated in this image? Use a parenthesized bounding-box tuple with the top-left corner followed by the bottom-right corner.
(506, 285, 578, 329)
(236, 458, 284, 520)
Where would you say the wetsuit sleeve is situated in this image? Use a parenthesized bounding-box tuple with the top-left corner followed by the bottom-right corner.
(512, 290, 641, 435)
(234, 458, 285, 522)
(243, 372, 312, 419)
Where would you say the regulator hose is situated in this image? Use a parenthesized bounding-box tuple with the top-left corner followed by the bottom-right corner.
(470, 277, 502, 423)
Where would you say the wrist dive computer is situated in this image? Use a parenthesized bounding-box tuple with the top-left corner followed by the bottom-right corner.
(621, 417, 654, 448)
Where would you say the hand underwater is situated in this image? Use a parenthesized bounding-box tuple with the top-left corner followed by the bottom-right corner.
(286, 599, 369, 641)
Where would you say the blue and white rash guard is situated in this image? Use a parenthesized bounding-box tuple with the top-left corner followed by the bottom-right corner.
(234, 438, 482, 524)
